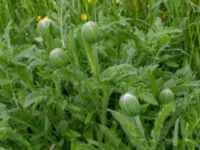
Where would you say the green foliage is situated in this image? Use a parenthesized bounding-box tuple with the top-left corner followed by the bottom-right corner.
(0, 0, 200, 149)
(151, 102, 175, 149)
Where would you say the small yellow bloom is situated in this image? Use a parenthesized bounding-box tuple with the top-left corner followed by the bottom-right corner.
(37, 16, 52, 33)
(36, 16, 49, 22)
(87, 0, 93, 4)
(36, 16, 42, 22)
(43, 16, 48, 19)
(81, 14, 88, 21)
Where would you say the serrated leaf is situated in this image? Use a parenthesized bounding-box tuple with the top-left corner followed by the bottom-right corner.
(0, 78, 12, 86)
(151, 102, 175, 149)
(13, 45, 37, 61)
(148, 71, 159, 97)
(9, 109, 50, 139)
(99, 125, 126, 149)
(71, 140, 97, 150)
(173, 117, 180, 148)
(165, 61, 180, 68)
(139, 91, 158, 105)
(28, 58, 46, 68)
(109, 110, 149, 149)
(23, 88, 51, 108)
(54, 67, 77, 81)
(100, 64, 137, 81)
(10, 109, 40, 130)
(17, 66, 33, 87)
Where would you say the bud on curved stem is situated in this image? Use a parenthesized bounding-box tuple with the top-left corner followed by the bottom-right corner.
(159, 88, 174, 104)
(119, 93, 140, 116)
(49, 48, 68, 67)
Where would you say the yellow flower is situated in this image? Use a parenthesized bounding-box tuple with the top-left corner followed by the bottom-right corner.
(87, 0, 93, 4)
(36, 16, 42, 22)
(81, 14, 88, 21)
(43, 16, 48, 19)
(36, 16, 49, 22)
(37, 16, 52, 34)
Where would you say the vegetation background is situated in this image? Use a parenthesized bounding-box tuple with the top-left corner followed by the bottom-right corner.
(0, 0, 200, 149)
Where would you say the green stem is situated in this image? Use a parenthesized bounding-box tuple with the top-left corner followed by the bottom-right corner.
(84, 43, 99, 80)
(134, 116, 145, 138)
(53, 73, 62, 97)
(101, 90, 110, 126)
(67, 31, 80, 70)
(6, 71, 19, 108)
(133, 116, 149, 149)
(44, 30, 53, 51)
(60, 0, 65, 48)
(99, 90, 110, 142)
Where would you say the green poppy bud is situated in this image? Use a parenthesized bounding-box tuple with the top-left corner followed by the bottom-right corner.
(81, 21, 102, 44)
(119, 93, 140, 116)
(49, 48, 68, 67)
(159, 88, 174, 104)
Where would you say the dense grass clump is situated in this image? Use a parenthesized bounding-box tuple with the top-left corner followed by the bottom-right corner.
(0, 0, 200, 149)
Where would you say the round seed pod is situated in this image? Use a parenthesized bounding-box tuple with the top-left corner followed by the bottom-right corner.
(49, 48, 68, 67)
(159, 88, 174, 104)
(81, 21, 101, 44)
(119, 93, 140, 116)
